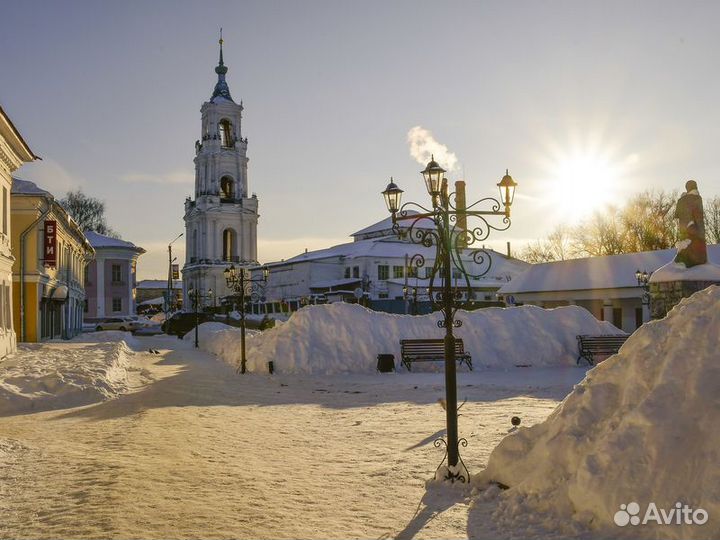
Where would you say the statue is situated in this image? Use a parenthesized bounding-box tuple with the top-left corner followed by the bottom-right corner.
(674, 180, 707, 267)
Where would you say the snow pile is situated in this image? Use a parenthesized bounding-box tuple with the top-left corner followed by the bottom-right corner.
(0, 339, 135, 416)
(474, 285, 720, 538)
(197, 302, 620, 374)
(73, 330, 142, 350)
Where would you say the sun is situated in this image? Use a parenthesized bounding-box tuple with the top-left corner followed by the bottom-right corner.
(542, 146, 630, 222)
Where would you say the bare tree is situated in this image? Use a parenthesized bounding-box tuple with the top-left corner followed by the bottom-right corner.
(620, 190, 678, 252)
(705, 196, 720, 244)
(59, 190, 118, 237)
(519, 224, 572, 263)
(571, 206, 627, 257)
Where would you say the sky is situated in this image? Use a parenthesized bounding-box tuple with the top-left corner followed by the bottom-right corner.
(2, 0, 720, 279)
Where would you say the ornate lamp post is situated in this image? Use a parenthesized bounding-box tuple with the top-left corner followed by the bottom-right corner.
(403, 285, 419, 315)
(224, 264, 269, 373)
(382, 157, 517, 482)
(635, 269, 652, 305)
(187, 284, 213, 349)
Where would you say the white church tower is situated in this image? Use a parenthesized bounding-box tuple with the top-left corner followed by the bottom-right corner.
(183, 34, 259, 307)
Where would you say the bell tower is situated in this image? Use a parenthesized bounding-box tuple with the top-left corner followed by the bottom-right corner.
(182, 32, 259, 307)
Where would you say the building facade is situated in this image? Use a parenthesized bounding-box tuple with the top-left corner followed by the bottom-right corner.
(497, 245, 720, 333)
(0, 107, 37, 356)
(84, 231, 145, 320)
(11, 179, 94, 342)
(244, 215, 529, 316)
(183, 37, 259, 308)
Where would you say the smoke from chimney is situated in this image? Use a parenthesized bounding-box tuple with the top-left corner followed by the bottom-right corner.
(407, 126, 458, 170)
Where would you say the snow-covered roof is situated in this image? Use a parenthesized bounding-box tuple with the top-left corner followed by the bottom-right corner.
(137, 279, 182, 289)
(351, 212, 434, 240)
(85, 231, 145, 253)
(499, 245, 720, 295)
(11, 177, 52, 197)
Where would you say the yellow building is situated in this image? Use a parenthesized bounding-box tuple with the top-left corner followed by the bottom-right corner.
(0, 106, 37, 357)
(11, 179, 94, 342)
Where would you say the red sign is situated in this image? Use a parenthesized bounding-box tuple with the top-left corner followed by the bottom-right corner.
(44, 220, 57, 267)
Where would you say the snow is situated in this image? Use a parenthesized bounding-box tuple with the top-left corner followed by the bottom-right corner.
(474, 285, 720, 538)
(84, 230, 144, 251)
(649, 260, 720, 283)
(0, 333, 144, 415)
(194, 302, 621, 374)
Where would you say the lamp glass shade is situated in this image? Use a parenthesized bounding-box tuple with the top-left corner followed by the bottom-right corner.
(421, 158, 445, 196)
(497, 170, 518, 207)
(382, 178, 404, 213)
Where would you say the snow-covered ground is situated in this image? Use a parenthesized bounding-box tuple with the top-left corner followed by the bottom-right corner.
(0, 333, 585, 539)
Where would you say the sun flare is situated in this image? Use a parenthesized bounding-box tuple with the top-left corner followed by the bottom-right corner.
(542, 146, 633, 222)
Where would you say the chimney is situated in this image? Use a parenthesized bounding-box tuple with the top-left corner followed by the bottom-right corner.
(455, 180, 467, 248)
(507, 241, 511, 258)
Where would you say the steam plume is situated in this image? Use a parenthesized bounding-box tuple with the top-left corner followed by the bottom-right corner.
(407, 126, 458, 171)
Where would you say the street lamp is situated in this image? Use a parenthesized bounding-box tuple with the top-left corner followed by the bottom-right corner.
(166, 232, 183, 318)
(636, 269, 652, 305)
(224, 264, 269, 374)
(382, 155, 517, 483)
(187, 284, 213, 349)
(403, 285, 419, 315)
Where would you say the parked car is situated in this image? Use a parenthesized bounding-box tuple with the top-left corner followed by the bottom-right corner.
(95, 317, 146, 332)
(161, 312, 213, 336)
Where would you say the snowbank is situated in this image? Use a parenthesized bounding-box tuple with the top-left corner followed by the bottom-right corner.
(649, 260, 720, 283)
(0, 339, 136, 416)
(474, 285, 720, 538)
(197, 302, 620, 374)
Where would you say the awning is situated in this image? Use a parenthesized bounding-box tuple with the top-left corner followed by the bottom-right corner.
(50, 285, 68, 301)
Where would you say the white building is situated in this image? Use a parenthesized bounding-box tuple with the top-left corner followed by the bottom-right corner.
(0, 106, 37, 356)
(497, 245, 720, 333)
(182, 36, 259, 307)
(251, 214, 529, 315)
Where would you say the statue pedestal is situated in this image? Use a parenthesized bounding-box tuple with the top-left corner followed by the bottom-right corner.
(649, 261, 720, 319)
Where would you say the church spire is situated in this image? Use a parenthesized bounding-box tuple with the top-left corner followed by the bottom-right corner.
(211, 29, 234, 102)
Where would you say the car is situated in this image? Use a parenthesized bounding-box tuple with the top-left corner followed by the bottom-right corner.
(161, 312, 213, 336)
(95, 317, 144, 332)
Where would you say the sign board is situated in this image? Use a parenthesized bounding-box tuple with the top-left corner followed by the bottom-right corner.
(171, 264, 180, 280)
(43, 220, 57, 267)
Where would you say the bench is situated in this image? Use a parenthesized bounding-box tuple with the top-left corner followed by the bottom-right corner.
(399, 338, 473, 371)
(576, 334, 629, 366)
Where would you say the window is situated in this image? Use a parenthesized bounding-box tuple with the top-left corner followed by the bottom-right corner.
(423, 267, 433, 279)
(393, 265, 404, 279)
(377, 265, 389, 280)
(612, 308, 622, 329)
(112, 297, 122, 312)
(344, 267, 351, 279)
(111, 264, 122, 283)
(220, 176, 235, 199)
(84, 299, 89, 313)
(219, 120, 233, 148)
(352, 266, 360, 279)
(223, 229, 236, 261)
(407, 266, 417, 278)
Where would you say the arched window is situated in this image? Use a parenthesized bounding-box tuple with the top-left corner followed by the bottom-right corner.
(219, 120, 233, 148)
(223, 229, 236, 261)
(220, 176, 234, 199)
